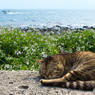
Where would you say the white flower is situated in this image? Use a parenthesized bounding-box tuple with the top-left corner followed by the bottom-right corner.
(14, 41, 16, 44)
(26, 61, 29, 65)
(7, 57, 12, 60)
(41, 52, 45, 55)
(35, 43, 38, 45)
(15, 51, 22, 55)
(61, 43, 64, 45)
(4, 65, 10, 68)
(4, 65, 12, 69)
(79, 36, 82, 38)
(76, 47, 81, 51)
(41, 39, 43, 41)
(24, 46, 28, 50)
(43, 54, 48, 58)
(21, 34, 26, 37)
(58, 46, 63, 52)
(41, 52, 48, 58)
(32, 49, 36, 52)
(52, 43, 56, 47)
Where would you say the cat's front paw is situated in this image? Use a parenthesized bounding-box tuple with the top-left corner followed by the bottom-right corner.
(40, 79, 47, 86)
(40, 79, 54, 86)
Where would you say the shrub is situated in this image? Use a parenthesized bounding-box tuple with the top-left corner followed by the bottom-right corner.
(0, 27, 95, 70)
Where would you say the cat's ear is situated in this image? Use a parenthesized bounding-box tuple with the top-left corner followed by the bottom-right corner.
(36, 59, 43, 64)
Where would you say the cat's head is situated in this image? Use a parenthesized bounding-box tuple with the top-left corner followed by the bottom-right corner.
(37, 55, 65, 79)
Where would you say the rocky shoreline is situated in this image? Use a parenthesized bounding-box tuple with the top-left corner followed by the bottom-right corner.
(19, 25, 95, 33)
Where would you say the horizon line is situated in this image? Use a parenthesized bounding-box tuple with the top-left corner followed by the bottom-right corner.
(1, 8, 95, 10)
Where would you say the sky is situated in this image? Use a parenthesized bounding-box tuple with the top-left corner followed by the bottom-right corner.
(0, 0, 95, 9)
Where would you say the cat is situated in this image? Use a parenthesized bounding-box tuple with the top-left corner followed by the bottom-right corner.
(37, 51, 95, 91)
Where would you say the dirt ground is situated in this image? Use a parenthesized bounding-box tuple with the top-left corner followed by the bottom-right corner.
(0, 70, 94, 95)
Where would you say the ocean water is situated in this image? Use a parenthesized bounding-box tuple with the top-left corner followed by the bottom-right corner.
(0, 9, 95, 28)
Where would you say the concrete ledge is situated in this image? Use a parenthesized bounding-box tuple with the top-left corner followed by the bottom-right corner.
(0, 70, 94, 95)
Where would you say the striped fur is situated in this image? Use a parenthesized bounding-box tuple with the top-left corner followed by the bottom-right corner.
(37, 51, 95, 90)
(41, 80, 95, 91)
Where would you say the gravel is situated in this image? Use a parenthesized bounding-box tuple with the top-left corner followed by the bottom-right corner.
(0, 70, 94, 95)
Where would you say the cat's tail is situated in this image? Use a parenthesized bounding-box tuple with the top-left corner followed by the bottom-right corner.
(60, 81, 95, 91)
(41, 80, 95, 91)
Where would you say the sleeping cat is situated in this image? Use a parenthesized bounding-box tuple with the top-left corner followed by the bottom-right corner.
(37, 51, 95, 91)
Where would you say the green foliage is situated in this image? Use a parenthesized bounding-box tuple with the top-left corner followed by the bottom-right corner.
(0, 27, 95, 70)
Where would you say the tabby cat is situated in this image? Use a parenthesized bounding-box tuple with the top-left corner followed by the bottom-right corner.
(37, 51, 95, 91)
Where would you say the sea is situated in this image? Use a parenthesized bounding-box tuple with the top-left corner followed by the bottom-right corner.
(0, 9, 95, 28)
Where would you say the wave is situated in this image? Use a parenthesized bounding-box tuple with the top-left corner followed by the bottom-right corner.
(7, 12, 18, 14)
(2, 10, 18, 14)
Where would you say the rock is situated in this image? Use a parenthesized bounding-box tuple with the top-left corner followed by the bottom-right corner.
(83, 26, 89, 29)
(90, 26, 95, 29)
(18, 85, 29, 89)
(55, 25, 61, 28)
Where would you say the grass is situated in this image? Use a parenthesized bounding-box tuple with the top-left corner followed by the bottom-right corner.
(0, 27, 95, 70)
